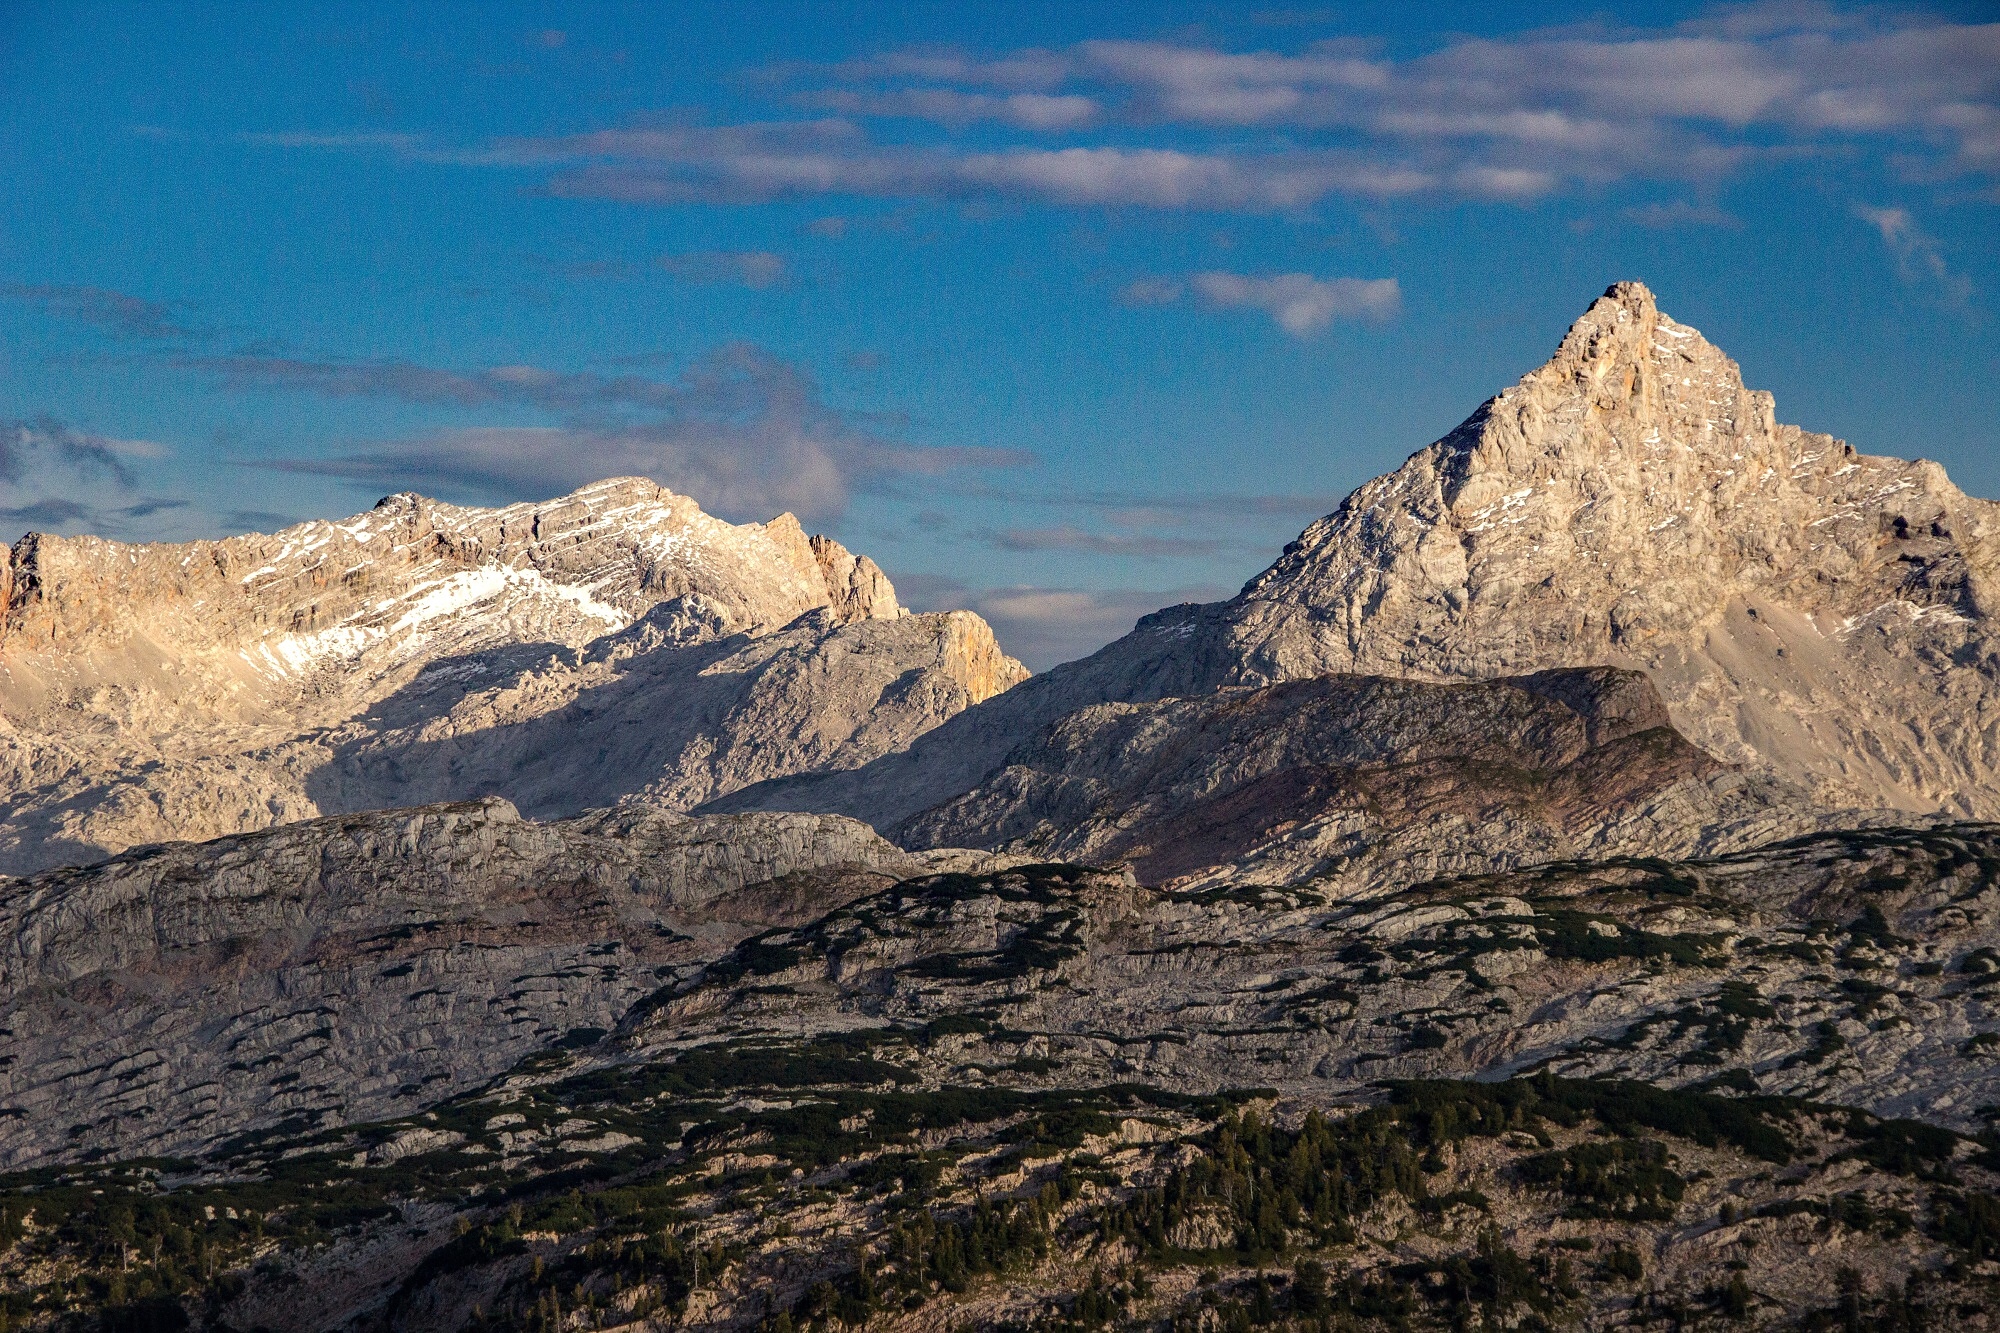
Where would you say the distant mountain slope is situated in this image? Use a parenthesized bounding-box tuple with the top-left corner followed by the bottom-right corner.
(719, 282, 2000, 840)
(0, 478, 1025, 873)
(895, 667, 1849, 889)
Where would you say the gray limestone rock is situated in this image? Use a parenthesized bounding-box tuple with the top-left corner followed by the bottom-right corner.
(0, 795, 965, 1167)
(718, 283, 2000, 836)
(0, 478, 1025, 873)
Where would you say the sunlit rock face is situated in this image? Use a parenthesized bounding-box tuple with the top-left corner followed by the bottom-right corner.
(721, 282, 2000, 850)
(0, 477, 1025, 872)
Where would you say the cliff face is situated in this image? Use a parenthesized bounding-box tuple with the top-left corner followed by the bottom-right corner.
(1221, 281, 2000, 815)
(718, 283, 2000, 836)
(0, 478, 1025, 872)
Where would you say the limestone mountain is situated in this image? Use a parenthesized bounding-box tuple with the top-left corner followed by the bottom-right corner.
(0, 478, 1025, 874)
(6, 284, 2000, 1331)
(720, 282, 1999, 847)
(893, 667, 1850, 892)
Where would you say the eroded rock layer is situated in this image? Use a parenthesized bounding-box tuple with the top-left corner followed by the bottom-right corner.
(0, 796, 999, 1167)
(0, 478, 1025, 873)
(720, 282, 2000, 838)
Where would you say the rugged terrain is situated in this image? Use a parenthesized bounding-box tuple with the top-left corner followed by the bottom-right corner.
(0, 479, 1024, 875)
(893, 666, 1859, 892)
(3, 837, 2000, 1330)
(0, 797, 1021, 1170)
(3, 281, 2000, 1331)
(720, 282, 2000, 835)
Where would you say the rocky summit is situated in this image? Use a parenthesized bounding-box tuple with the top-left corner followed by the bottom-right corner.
(0, 478, 1025, 875)
(4, 284, 2000, 1332)
(722, 282, 2000, 838)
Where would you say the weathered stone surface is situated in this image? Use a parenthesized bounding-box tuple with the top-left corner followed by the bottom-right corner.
(9, 823, 2000, 1330)
(623, 825, 2000, 1132)
(720, 282, 2000, 835)
(0, 478, 1025, 873)
(895, 666, 1866, 889)
(0, 796, 947, 1167)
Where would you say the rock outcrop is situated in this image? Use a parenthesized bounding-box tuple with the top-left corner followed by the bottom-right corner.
(895, 667, 1852, 889)
(0, 478, 1026, 873)
(719, 282, 2000, 837)
(0, 796, 985, 1167)
(620, 826, 2000, 1131)
(11, 824, 1991, 1331)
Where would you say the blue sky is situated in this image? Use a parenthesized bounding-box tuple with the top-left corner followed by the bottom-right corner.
(2, 2, 1996, 666)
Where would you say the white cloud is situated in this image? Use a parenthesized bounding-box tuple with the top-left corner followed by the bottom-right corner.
(250, 17, 2000, 209)
(894, 572, 1231, 670)
(1189, 272, 1400, 336)
(1854, 203, 1973, 307)
(523, 125, 1434, 210)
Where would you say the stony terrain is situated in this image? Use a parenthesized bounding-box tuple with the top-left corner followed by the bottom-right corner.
(0, 796, 1024, 1170)
(720, 282, 2000, 834)
(2, 842, 1998, 1330)
(0, 479, 1024, 874)
(893, 666, 1863, 891)
(3, 280, 2000, 1330)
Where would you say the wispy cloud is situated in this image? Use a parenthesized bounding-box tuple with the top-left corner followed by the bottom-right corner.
(1135, 272, 1400, 336)
(979, 524, 1226, 557)
(3, 284, 188, 339)
(1621, 199, 1741, 228)
(217, 343, 1027, 524)
(521, 122, 1433, 209)
(657, 249, 790, 289)
(0, 416, 190, 539)
(798, 87, 1101, 130)
(924, 485, 1337, 568)
(249, 14, 2000, 213)
(1119, 277, 1186, 306)
(1854, 203, 1973, 307)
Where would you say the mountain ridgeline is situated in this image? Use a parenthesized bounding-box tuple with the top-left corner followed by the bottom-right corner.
(3, 283, 2000, 1332)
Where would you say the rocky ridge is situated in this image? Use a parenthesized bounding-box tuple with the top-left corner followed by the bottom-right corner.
(0, 478, 1025, 874)
(0, 796, 1018, 1169)
(719, 282, 2000, 840)
(894, 666, 1862, 891)
(1, 282, 1998, 1330)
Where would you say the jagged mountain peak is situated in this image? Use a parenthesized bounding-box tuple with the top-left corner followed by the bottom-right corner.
(0, 476, 1024, 873)
(721, 281, 2000, 833)
(1210, 283, 2000, 811)
(1230, 281, 1995, 687)
(0, 475, 901, 675)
